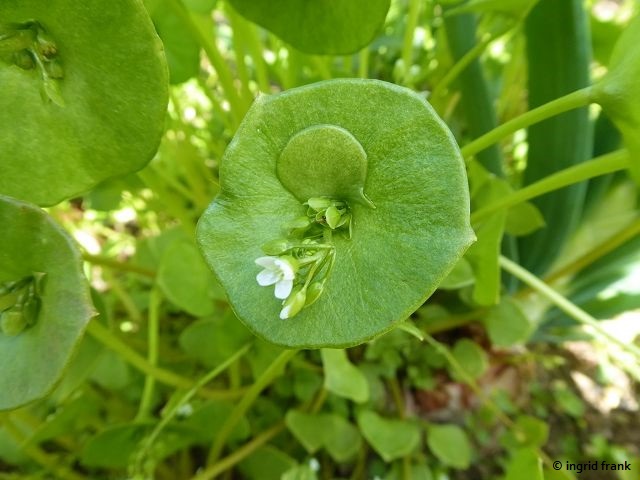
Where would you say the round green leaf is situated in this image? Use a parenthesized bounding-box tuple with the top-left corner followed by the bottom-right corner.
(0, 0, 168, 206)
(321, 348, 369, 403)
(426, 423, 471, 469)
(504, 448, 544, 480)
(157, 240, 223, 317)
(196, 79, 474, 348)
(285, 410, 362, 462)
(357, 410, 421, 462)
(450, 338, 488, 381)
(594, 15, 640, 182)
(485, 298, 533, 347)
(0, 195, 95, 411)
(228, 0, 391, 55)
(285, 411, 325, 453)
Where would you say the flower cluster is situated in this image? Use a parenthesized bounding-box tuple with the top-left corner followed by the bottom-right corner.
(255, 197, 351, 319)
(0, 273, 45, 336)
(1, 21, 65, 105)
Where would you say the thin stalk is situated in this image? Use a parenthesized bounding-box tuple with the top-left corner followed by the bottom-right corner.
(357, 47, 369, 79)
(545, 216, 640, 284)
(460, 86, 593, 159)
(82, 253, 155, 278)
(206, 349, 298, 464)
(138, 169, 197, 235)
(225, 6, 254, 103)
(310, 55, 332, 80)
(387, 377, 405, 418)
(103, 269, 142, 322)
(191, 422, 285, 480)
(401, 457, 411, 480)
(499, 256, 640, 361)
(400, 0, 421, 81)
(136, 288, 161, 421)
(2, 417, 85, 480)
(350, 445, 368, 480)
(471, 149, 629, 224)
(134, 343, 252, 472)
(308, 387, 328, 414)
(164, 0, 246, 121)
(166, 94, 213, 208)
(86, 321, 241, 400)
(422, 308, 487, 334)
(152, 162, 202, 206)
(196, 76, 235, 133)
(243, 22, 271, 92)
(431, 26, 508, 99)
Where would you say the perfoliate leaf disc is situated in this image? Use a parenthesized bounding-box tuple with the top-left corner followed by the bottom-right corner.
(0, 0, 168, 206)
(228, 0, 390, 55)
(197, 79, 475, 348)
(0, 195, 95, 411)
(594, 14, 640, 182)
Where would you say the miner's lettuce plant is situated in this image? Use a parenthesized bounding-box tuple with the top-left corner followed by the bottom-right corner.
(196, 79, 474, 347)
(0, 0, 639, 479)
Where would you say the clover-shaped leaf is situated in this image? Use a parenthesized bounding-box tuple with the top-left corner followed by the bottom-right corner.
(228, 0, 390, 55)
(0, 195, 95, 411)
(197, 79, 474, 348)
(0, 0, 168, 206)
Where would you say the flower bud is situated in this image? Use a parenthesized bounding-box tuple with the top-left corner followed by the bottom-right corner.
(1, 309, 27, 336)
(280, 288, 307, 319)
(261, 238, 292, 255)
(306, 197, 332, 211)
(304, 281, 325, 307)
(325, 206, 341, 229)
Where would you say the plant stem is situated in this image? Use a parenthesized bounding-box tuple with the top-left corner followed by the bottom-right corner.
(1, 417, 85, 480)
(499, 256, 640, 361)
(243, 21, 271, 92)
(82, 253, 155, 278)
(206, 349, 298, 465)
(387, 377, 405, 418)
(164, 0, 246, 122)
(86, 321, 241, 400)
(422, 308, 487, 334)
(134, 343, 252, 472)
(471, 149, 629, 224)
(102, 269, 143, 322)
(225, 5, 254, 103)
(400, 0, 421, 82)
(431, 25, 509, 100)
(192, 422, 286, 480)
(310, 55, 332, 80)
(460, 86, 593, 159)
(136, 288, 161, 421)
(138, 169, 197, 235)
(358, 48, 369, 79)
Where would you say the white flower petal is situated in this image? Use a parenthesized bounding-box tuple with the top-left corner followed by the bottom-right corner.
(274, 258, 296, 280)
(274, 279, 293, 299)
(255, 256, 278, 269)
(256, 269, 279, 286)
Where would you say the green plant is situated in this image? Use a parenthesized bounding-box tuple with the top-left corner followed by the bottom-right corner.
(1, 0, 639, 479)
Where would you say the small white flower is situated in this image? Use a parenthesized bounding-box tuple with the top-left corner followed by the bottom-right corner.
(255, 256, 297, 299)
